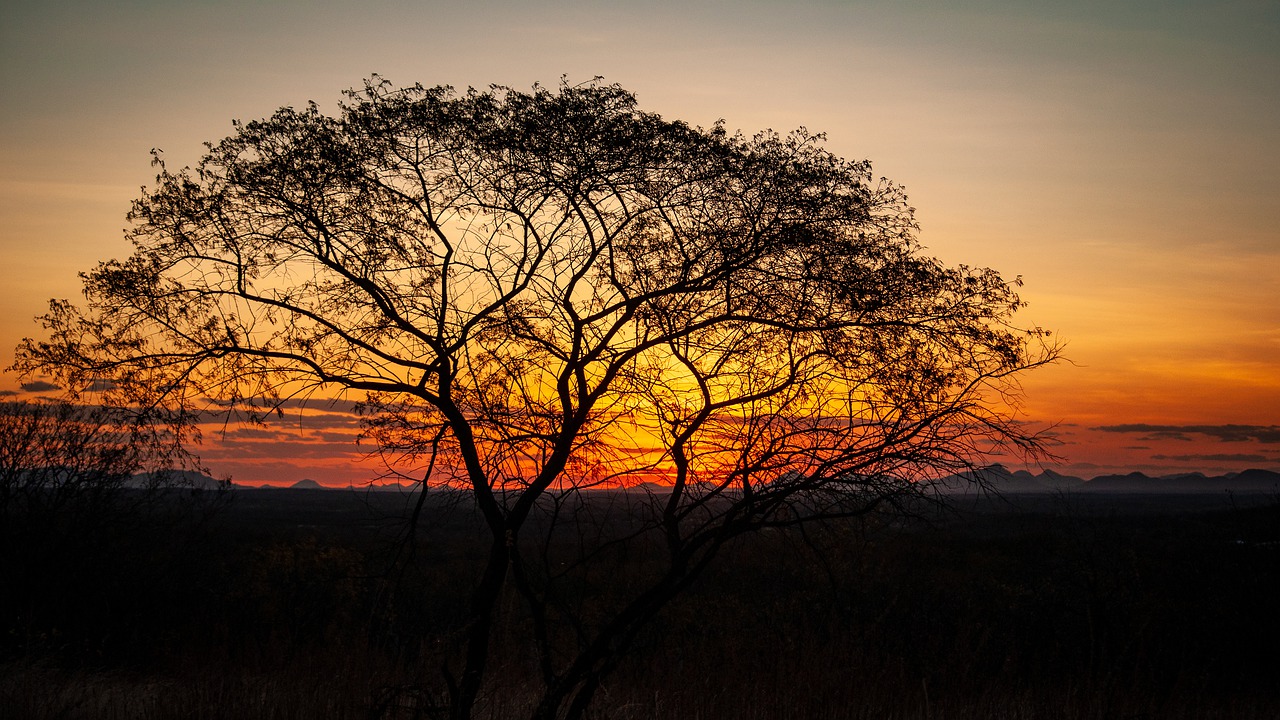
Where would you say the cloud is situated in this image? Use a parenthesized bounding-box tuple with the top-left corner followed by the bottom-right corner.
(1059, 461, 1105, 471)
(202, 396, 364, 414)
(276, 397, 364, 414)
(1151, 453, 1271, 463)
(222, 427, 291, 441)
(19, 380, 59, 393)
(201, 438, 363, 460)
(1094, 424, 1280, 444)
(0, 390, 17, 397)
(317, 431, 360, 443)
(193, 407, 364, 430)
(289, 414, 363, 430)
(218, 427, 362, 445)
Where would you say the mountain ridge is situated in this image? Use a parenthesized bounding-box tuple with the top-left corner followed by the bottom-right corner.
(948, 465, 1280, 494)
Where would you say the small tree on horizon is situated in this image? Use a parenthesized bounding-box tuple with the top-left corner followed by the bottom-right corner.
(0, 392, 223, 657)
(16, 78, 1056, 719)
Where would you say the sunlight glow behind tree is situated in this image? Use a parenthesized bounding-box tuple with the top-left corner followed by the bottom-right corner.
(17, 78, 1056, 719)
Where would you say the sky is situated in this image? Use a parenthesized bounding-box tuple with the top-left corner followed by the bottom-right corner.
(2, 0, 1278, 484)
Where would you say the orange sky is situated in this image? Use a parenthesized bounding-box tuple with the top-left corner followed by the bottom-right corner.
(2, 0, 1277, 484)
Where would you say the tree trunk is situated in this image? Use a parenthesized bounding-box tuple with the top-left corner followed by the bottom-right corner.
(452, 533, 510, 720)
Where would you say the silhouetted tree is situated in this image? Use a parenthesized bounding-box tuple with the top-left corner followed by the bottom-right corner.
(16, 78, 1055, 719)
(0, 395, 218, 654)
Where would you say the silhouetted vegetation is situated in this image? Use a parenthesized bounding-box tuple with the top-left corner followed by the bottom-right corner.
(4, 488, 1276, 718)
(0, 398, 225, 663)
(16, 78, 1059, 718)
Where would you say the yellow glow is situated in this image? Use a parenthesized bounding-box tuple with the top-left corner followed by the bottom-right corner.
(3, 0, 1277, 480)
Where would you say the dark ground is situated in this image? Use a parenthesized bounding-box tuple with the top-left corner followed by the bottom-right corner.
(3, 487, 1278, 719)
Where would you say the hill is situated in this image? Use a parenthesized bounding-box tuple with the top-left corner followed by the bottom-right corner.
(1083, 468, 1280, 493)
(940, 465, 1084, 493)
(941, 465, 1280, 494)
(127, 469, 226, 490)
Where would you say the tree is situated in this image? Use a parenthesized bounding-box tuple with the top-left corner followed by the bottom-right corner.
(0, 395, 194, 515)
(0, 394, 220, 655)
(16, 78, 1055, 719)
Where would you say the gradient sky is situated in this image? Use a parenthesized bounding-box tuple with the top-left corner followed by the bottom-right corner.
(2, 0, 1277, 484)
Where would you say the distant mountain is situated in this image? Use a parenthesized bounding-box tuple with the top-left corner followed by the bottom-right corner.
(127, 469, 226, 490)
(1228, 468, 1280, 484)
(938, 465, 1280, 494)
(1083, 469, 1280, 493)
(354, 482, 419, 492)
(289, 478, 326, 490)
(940, 465, 1084, 493)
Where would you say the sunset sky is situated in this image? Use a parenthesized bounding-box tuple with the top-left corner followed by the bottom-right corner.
(2, 0, 1277, 484)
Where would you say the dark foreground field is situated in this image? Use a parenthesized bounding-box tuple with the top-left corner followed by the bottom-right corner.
(4, 487, 1278, 719)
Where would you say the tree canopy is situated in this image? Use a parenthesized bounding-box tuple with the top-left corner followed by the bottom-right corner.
(17, 78, 1055, 719)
